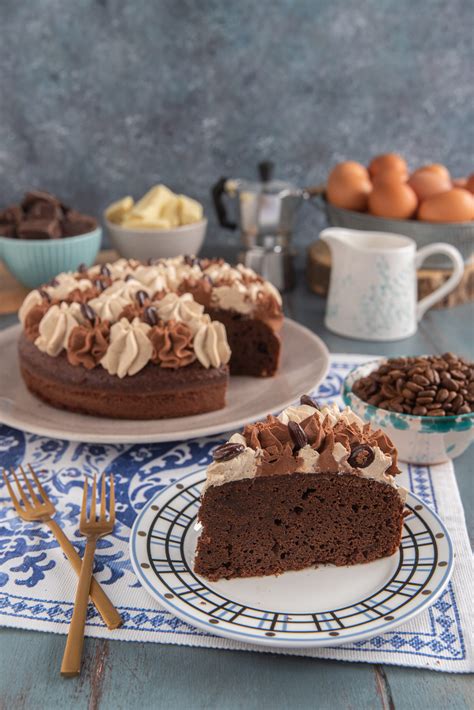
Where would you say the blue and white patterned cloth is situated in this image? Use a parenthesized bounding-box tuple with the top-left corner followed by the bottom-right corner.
(0, 355, 472, 672)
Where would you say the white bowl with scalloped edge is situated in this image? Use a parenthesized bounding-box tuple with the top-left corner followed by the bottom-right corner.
(105, 215, 207, 260)
(343, 360, 474, 464)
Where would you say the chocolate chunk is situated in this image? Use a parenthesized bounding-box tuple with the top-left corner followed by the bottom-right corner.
(300, 394, 320, 409)
(288, 421, 308, 450)
(21, 190, 60, 210)
(62, 210, 98, 237)
(348, 445, 375, 469)
(213, 442, 245, 462)
(17, 218, 62, 240)
(143, 306, 158, 326)
(80, 303, 96, 324)
(0, 224, 17, 237)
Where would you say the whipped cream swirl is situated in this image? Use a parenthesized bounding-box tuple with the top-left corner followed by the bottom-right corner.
(193, 321, 231, 369)
(100, 317, 153, 378)
(35, 302, 84, 356)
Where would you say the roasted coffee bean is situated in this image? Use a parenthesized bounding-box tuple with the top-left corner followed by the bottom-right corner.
(300, 394, 320, 409)
(412, 374, 430, 387)
(416, 396, 434, 405)
(419, 389, 437, 398)
(348, 444, 375, 469)
(412, 406, 428, 416)
(125, 273, 136, 281)
(288, 421, 308, 450)
(80, 303, 96, 324)
(49, 277, 59, 286)
(77, 263, 88, 273)
(93, 279, 106, 291)
(351, 354, 473, 417)
(184, 255, 198, 267)
(213, 442, 245, 462)
(143, 306, 158, 326)
(100, 264, 111, 277)
(135, 290, 148, 306)
(406, 381, 423, 393)
(429, 409, 446, 416)
(458, 404, 471, 414)
(451, 394, 464, 410)
(38, 288, 51, 301)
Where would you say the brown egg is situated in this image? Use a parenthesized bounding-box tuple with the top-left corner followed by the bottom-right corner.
(368, 153, 408, 179)
(416, 163, 451, 181)
(372, 169, 407, 186)
(326, 162, 372, 211)
(368, 182, 418, 219)
(465, 174, 474, 194)
(407, 170, 451, 201)
(418, 188, 474, 223)
(453, 177, 468, 188)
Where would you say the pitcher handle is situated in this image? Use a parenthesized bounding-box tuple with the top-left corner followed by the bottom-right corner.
(415, 243, 464, 321)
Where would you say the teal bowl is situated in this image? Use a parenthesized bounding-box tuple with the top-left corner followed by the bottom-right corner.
(0, 227, 102, 288)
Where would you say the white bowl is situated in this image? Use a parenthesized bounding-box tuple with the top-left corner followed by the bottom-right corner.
(104, 216, 207, 260)
(343, 360, 474, 465)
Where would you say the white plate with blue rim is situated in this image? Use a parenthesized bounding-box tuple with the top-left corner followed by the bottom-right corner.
(130, 468, 454, 648)
(0, 319, 329, 443)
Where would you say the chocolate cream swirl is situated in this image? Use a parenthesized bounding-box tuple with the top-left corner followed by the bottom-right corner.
(67, 320, 110, 370)
(149, 320, 196, 368)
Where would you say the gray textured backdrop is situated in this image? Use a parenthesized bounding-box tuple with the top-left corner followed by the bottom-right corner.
(1, 0, 473, 246)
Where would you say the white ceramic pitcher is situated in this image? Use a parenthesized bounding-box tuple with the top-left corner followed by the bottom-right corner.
(321, 228, 465, 341)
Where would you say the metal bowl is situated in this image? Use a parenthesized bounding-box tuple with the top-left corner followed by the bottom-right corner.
(321, 196, 474, 268)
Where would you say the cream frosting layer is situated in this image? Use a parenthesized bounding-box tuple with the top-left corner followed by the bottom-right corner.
(204, 403, 407, 501)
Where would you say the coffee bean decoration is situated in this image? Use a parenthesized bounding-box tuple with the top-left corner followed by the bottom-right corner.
(38, 288, 51, 302)
(100, 264, 111, 277)
(143, 306, 158, 326)
(348, 444, 375, 469)
(49, 277, 59, 287)
(80, 303, 96, 324)
(93, 278, 106, 291)
(213, 442, 245, 462)
(77, 263, 88, 273)
(300, 394, 320, 410)
(136, 290, 149, 307)
(125, 273, 136, 282)
(352, 354, 473, 417)
(184, 255, 198, 267)
(288, 421, 308, 450)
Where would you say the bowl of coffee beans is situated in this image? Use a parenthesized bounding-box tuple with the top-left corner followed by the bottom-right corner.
(343, 354, 474, 464)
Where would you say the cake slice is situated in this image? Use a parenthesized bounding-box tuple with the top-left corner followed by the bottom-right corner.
(194, 397, 407, 580)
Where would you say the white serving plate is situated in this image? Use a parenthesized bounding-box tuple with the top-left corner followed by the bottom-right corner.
(130, 469, 454, 648)
(0, 319, 329, 444)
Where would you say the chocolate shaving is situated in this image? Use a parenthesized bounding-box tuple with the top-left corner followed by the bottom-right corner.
(213, 443, 245, 462)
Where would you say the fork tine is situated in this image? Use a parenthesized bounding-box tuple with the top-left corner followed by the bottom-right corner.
(27, 464, 51, 503)
(2, 470, 23, 515)
(109, 474, 115, 525)
(19, 464, 40, 505)
(90, 474, 97, 522)
(10, 467, 31, 510)
(80, 477, 89, 526)
(100, 474, 107, 522)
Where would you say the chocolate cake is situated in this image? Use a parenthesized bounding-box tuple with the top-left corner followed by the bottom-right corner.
(17, 257, 283, 419)
(194, 398, 407, 580)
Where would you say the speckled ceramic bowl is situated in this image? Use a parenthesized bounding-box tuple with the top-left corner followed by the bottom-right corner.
(343, 360, 474, 464)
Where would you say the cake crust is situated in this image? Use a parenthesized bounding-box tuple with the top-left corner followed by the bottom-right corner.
(19, 334, 227, 419)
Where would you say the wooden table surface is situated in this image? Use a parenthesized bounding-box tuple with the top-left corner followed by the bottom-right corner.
(0, 270, 472, 710)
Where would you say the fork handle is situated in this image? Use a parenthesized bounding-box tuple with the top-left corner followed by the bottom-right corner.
(61, 536, 98, 677)
(47, 520, 122, 630)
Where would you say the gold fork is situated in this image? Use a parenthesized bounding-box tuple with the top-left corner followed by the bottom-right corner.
(61, 473, 115, 677)
(2, 465, 122, 631)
